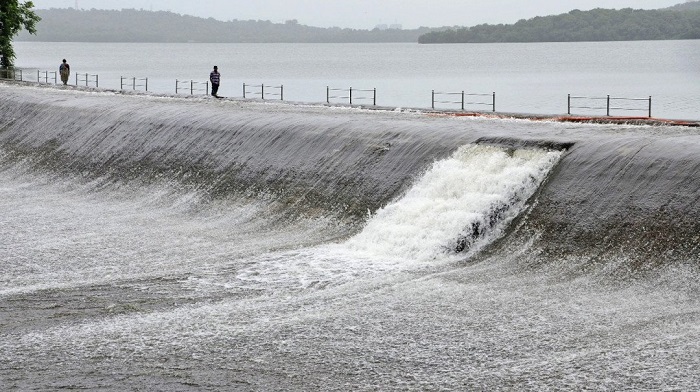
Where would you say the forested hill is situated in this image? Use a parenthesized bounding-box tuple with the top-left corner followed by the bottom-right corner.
(14, 3, 700, 44)
(15, 8, 434, 43)
(418, 6, 700, 44)
(667, 0, 700, 11)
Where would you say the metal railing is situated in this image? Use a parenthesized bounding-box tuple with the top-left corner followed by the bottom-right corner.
(121, 76, 148, 91)
(0, 68, 22, 81)
(327, 86, 376, 106)
(568, 94, 652, 118)
(76, 73, 99, 87)
(176, 79, 209, 95)
(432, 90, 496, 112)
(38, 70, 57, 84)
(5, 67, 669, 120)
(243, 83, 284, 100)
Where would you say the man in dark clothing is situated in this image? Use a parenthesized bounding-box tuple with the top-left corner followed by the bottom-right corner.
(59, 59, 70, 85)
(210, 66, 220, 97)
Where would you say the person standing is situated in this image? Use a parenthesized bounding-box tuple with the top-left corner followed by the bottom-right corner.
(209, 65, 220, 97)
(59, 59, 70, 85)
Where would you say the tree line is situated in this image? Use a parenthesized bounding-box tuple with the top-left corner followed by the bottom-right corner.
(4, 2, 699, 69)
(12, 4, 700, 45)
(14, 8, 436, 43)
(418, 7, 700, 44)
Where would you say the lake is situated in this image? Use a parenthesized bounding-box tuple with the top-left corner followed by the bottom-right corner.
(13, 40, 700, 120)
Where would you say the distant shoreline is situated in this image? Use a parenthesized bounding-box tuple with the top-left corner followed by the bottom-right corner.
(16, 5, 700, 44)
(419, 7, 700, 44)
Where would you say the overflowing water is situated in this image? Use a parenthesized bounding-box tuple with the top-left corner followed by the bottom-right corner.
(1, 82, 699, 390)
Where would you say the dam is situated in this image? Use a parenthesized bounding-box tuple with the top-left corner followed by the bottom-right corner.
(1, 81, 699, 390)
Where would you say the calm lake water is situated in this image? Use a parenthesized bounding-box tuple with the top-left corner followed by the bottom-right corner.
(13, 40, 700, 119)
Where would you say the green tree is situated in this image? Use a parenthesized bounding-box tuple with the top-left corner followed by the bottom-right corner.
(0, 0, 41, 68)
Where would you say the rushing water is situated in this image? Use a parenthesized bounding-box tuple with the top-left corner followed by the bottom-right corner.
(1, 76, 699, 390)
(12, 40, 700, 120)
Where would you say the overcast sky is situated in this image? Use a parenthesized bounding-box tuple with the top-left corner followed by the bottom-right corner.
(31, 0, 686, 29)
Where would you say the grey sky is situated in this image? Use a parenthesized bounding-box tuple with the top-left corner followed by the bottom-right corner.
(30, 0, 686, 29)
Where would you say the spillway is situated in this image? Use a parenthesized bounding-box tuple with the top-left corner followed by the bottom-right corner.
(1, 82, 698, 391)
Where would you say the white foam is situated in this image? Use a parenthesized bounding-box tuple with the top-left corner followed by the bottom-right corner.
(215, 144, 564, 295)
(343, 144, 563, 263)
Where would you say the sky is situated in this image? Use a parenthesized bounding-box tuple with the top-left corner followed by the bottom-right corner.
(30, 0, 688, 29)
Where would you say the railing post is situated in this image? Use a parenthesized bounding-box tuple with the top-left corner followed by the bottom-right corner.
(431, 90, 435, 109)
(567, 94, 571, 115)
(648, 96, 652, 118)
(95, 74, 99, 88)
(349, 87, 353, 105)
(327, 86, 329, 103)
(606, 95, 610, 116)
(461, 91, 465, 111)
(492, 92, 496, 112)
(261, 84, 265, 100)
(206, 81, 209, 96)
(243, 83, 246, 99)
(176, 80, 178, 94)
(280, 85, 284, 101)
(132, 77, 136, 90)
(190, 80, 193, 95)
(373, 88, 376, 106)
(145, 78, 148, 92)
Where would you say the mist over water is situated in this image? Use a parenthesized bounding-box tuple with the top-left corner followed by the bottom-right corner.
(1, 83, 699, 390)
